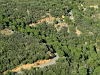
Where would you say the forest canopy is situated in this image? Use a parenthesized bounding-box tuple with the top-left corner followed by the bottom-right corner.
(0, 0, 100, 75)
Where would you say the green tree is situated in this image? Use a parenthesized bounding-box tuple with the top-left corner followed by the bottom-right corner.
(61, 69, 66, 75)
(53, 19, 58, 24)
(78, 66, 87, 75)
(93, 66, 100, 75)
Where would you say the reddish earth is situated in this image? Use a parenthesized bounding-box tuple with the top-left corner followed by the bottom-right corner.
(3, 59, 52, 74)
(29, 16, 68, 32)
(4, 53, 59, 74)
(29, 17, 60, 26)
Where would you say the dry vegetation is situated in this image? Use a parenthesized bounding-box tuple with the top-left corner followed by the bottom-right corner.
(75, 27, 82, 36)
(90, 5, 99, 8)
(0, 29, 13, 35)
(54, 22, 68, 31)
(67, 27, 70, 33)
(88, 31, 94, 35)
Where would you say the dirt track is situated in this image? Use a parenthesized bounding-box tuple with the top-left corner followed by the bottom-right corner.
(4, 53, 59, 74)
(39, 53, 59, 68)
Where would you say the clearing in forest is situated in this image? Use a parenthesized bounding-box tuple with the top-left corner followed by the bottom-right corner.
(29, 15, 69, 32)
(29, 16, 69, 32)
(29, 17, 60, 26)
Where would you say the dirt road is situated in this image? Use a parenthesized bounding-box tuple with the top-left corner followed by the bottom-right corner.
(16, 53, 59, 74)
(39, 53, 59, 68)
(4, 53, 59, 74)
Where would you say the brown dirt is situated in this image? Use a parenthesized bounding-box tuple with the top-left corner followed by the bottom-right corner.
(26, 9, 30, 15)
(89, 32, 93, 35)
(29, 23, 36, 26)
(29, 17, 60, 26)
(67, 27, 70, 33)
(90, 5, 98, 8)
(29, 15, 68, 32)
(84, 42, 88, 45)
(38, 17, 54, 23)
(75, 27, 82, 36)
(54, 22, 68, 31)
(62, 15, 65, 18)
(0, 29, 13, 35)
(29, 14, 66, 26)
(92, 13, 100, 19)
(29, 16, 68, 32)
(3, 59, 52, 74)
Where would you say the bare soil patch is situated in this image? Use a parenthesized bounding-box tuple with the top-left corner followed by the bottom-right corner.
(84, 42, 88, 45)
(90, 5, 98, 8)
(54, 22, 68, 31)
(75, 27, 82, 36)
(92, 13, 100, 19)
(29, 16, 68, 32)
(89, 32, 93, 35)
(0, 29, 13, 35)
(29, 17, 60, 26)
(67, 27, 70, 33)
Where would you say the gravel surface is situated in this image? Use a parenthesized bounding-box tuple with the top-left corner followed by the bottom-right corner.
(16, 53, 59, 74)
(39, 53, 59, 68)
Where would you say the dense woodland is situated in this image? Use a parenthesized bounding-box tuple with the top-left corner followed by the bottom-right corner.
(0, 0, 100, 75)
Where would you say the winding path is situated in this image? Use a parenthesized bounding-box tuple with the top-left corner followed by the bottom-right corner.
(17, 53, 59, 74)
(4, 53, 59, 74)
(39, 53, 59, 68)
